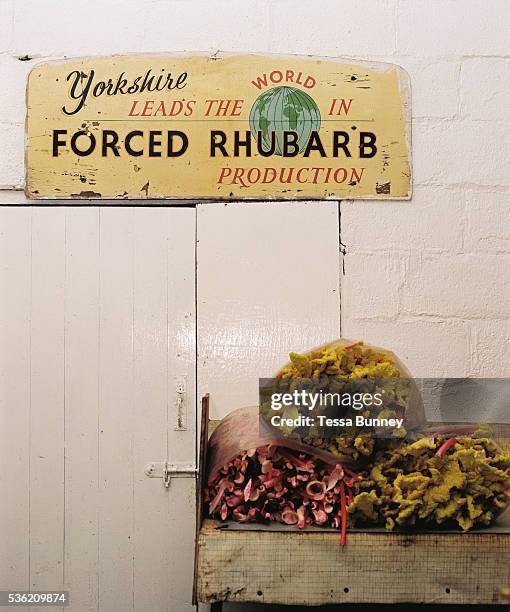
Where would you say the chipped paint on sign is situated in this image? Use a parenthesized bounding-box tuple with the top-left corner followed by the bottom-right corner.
(26, 53, 411, 200)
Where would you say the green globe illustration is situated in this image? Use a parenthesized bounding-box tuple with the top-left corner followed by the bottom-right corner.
(249, 86, 321, 156)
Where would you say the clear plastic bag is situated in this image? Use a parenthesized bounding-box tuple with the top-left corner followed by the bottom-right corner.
(273, 338, 425, 431)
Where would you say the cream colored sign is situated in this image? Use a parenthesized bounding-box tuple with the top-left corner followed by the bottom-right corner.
(26, 54, 411, 200)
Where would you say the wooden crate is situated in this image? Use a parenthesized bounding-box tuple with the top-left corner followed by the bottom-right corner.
(197, 518, 510, 606)
(195, 397, 510, 607)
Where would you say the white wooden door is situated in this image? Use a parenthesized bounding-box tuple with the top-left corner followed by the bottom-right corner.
(0, 206, 196, 612)
(1, 201, 341, 612)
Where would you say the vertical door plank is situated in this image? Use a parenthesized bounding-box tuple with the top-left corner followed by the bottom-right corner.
(98, 208, 134, 612)
(197, 201, 341, 419)
(166, 478, 196, 611)
(166, 207, 197, 464)
(29, 208, 66, 596)
(131, 207, 196, 611)
(0, 208, 31, 608)
(64, 208, 100, 611)
(166, 209, 196, 611)
(132, 208, 170, 612)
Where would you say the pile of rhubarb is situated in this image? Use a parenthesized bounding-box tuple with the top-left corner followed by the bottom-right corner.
(206, 340, 510, 540)
(349, 434, 510, 532)
(205, 444, 356, 544)
(261, 339, 425, 460)
(206, 434, 510, 541)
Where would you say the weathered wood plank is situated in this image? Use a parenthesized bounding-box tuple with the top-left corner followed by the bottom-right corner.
(197, 519, 510, 606)
(132, 208, 172, 612)
(164, 208, 197, 612)
(98, 208, 135, 611)
(63, 208, 100, 611)
(0, 208, 31, 612)
(29, 208, 66, 605)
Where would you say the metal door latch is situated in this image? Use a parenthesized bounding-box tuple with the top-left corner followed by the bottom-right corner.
(144, 461, 197, 488)
(175, 377, 187, 431)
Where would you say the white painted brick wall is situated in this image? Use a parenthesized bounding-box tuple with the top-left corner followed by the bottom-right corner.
(471, 320, 510, 377)
(342, 318, 471, 377)
(413, 119, 510, 187)
(341, 186, 466, 252)
(9, 0, 146, 56)
(341, 0, 510, 379)
(465, 191, 510, 253)
(461, 58, 510, 121)
(395, 58, 460, 119)
(397, 0, 510, 56)
(341, 252, 404, 320)
(402, 252, 509, 319)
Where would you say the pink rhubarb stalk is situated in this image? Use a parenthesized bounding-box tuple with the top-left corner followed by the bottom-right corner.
(339, 480, 347, 546)
(436, 438, 457, 457)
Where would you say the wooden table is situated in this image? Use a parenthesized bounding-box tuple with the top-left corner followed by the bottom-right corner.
(194, 399, 510, 608)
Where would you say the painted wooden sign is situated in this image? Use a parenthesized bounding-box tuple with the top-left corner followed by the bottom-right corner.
(26, 54, 411, 200)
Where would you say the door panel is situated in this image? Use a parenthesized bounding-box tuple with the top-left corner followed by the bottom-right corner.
(197, 201, 341, 420)
(0, 206, 197, 612)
